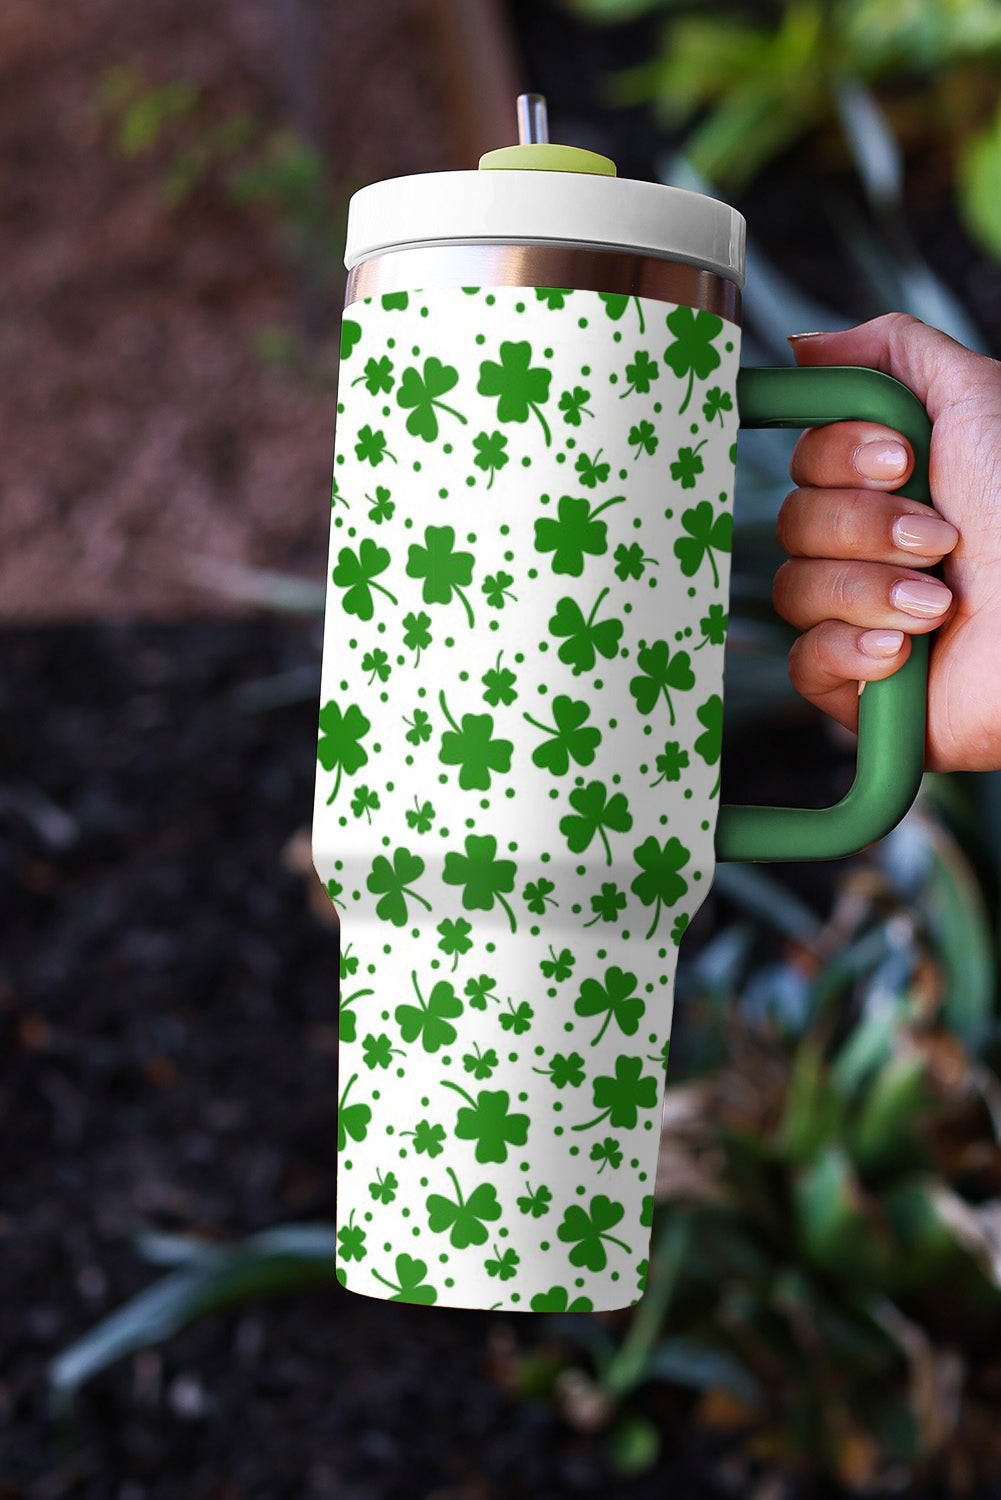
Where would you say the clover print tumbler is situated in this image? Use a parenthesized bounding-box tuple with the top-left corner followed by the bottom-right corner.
(313, 96, 934, 1313)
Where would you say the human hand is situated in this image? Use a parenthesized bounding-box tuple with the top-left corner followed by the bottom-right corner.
(772, 311, 1001, 772)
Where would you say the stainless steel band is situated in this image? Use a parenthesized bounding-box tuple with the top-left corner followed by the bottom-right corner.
(345, 242, 742, 325)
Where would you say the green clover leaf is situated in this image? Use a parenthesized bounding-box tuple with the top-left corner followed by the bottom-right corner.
(366, 485, 395, 525)
(381, 292, 408, 310)
(406, 524, 476, 628)
(620, 349, 659, 397)
(403, 707, 432, 746)
(368, 1169, 399, 1204)
(401, 1119, 446, 1158)
(351, 354, 395, 395)
(337, 1209, 367, 1263)
(584, 882, 627, 927)
(462, 1043, 499, 1081)
(628, 419, 658, 457)
(558, 386, 593, 426)
(572, 1054, 660, 1132)
(559, 780, 633, 865)
(613, 542, 657, 581)
(401, 610, 432, 664)
(340, 320, 361, 359)
(338, 982, 373, 1045)
(540, 945, 575, 982)
(522, 877, 557, 915)
(697, 603, 728, 647)
(406, 797, 435, 834)
(670, 439, 707, 488)
(574, 448, 610, 488)
(426, 1167, 502, 1249)
(671, 913, 689, 947)
(533, 1050, 586, 1089)
(472, 429, 509, 489)
(337, 1073, 371, 1149)
(331, 538, 398, 621)
(517, 1182, 553, 1218)
(663, 305, 724, 414)
(350, 783, 381, 823)
(702, 385, 733, 425)
(482, 570, 517, 608)
(371, 1252, 437, 1305)
(464, 973, 499, 1009)
(436, 915, 472, 970)
(441, 1082, 529, 1164)
(477, 340, 552, 446)
(628, 639, 696, 725)
(557, 1194, 631, 1271)
(317, 700, 370, 804)
(590, 1137, 623, 1174)
(438, 692, 513, 790)
(366, 847, 432, 927)
(395, 970, 463, 1053)
(485, 1245, 520, 1281)
(395, 356, 467, 441)
(361, 648, 391, 684)
(443, 834, 518, 931)
(354, 423, 397, 466)
(533, 493, 625, 577)
(548, 587, 623, 676)
(331, 475, 347, 509)
(482, 651, 518, 707)
(650, 740, 690, 787)
(339, 944, 358, 980)
(630, 835, 690, 939)
(535, 287, 573, 309)
(599, 291, 646, 332)
(695, 693, 723, 796)
(499, 998, 534, 1035)
(530, 1285, 594, 1312)
(674, 500, 733, 587)
(574, 965, 644, 1045)
(523, 694, 601, 776)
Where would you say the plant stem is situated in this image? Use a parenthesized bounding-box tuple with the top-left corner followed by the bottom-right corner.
(600, 1212, 693, 1398)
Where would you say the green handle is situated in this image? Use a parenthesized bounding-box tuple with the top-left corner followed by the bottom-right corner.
(715, 365, 933, 863)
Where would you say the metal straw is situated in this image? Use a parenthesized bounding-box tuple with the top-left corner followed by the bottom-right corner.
(516, 93, 549, 145)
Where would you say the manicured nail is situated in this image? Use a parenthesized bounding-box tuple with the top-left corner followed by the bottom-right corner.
(859, 628, 904, 658)
(855, 440, 908, 479)
(787, 331, 830, 341)
(889, 577, 952, 617)
(892, 511, 959, 554)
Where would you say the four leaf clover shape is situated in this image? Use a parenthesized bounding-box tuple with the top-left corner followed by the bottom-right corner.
(441, 1082, 530, 1164)
(663, 305, 724, 414)
(619, 350, 659, 398)
(534, 493, 625, 577)
(670, 438, 707, 488)
(438, 692, 513, 791)
(406, 525, 476, 628)
(630, 835, 691, 939)
(443, 834, 518, 932)
(472, 429, 509, 488)
(316, 700, 370, 805)
(573, 1054, 660, 1132)
(477, 340, 553, 446)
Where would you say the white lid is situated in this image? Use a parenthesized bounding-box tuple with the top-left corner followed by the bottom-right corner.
(344, 170, 746, 290)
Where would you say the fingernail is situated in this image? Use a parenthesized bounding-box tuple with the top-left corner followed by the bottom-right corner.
(855, 440, 908, 479)
(787, 331, 830, 341)
(889, 577, 952, 617)
(859, 628, 904, 658)
(891, 511, 959, 554)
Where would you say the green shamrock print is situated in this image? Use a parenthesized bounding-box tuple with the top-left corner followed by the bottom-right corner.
(523, 694, 601, 775)
(321, 283, 741, 1313)
(535, 287, 573, 309)
(590, 1137, 623, 1174)
(317, 700, 371, 805)
(338, 1209, 367, 1262)
(663, 305, 723, 414)
(523, 878, 558, 915)
(351, 354, 395, 395)
(573, 1055, 660, 1132)
(629, 639, 696, 724)
(599, 291, 646, 333)
(650, 740, 690, 786)
(517, 1182, 553, 1217)
(619, 350, 658, 398)
(557, 1194, 631, 1271)
(337, 1074, 371, 1150)
(697, 603, 728, 647)
(482, 652, 517, 707)
(674, 501, 733, 587)
(530, 1285, 594, 1312)
(331, 538, 398, 621)
(532, 1050, 585, 1089)
(574, 965, 645, 1045)
(438, 692, 513, 790)
(395, 971, 463, 1053)
(441, 1082, 530, 1163)
(396, 356, 467, 441)
(628, 420, 658, 458)
(366, 485, 394, 524)
(478, 340, 553, 445)
(443, 834, 518, 931)
(482, 571, 517, 608)
(436, 915, 472, 970)
(406, 525, 476, 627)
(534, 493, 625, 577)
(366, 847, 432, 927)
(369, 1168, 399, 1203)
(548, 588, 624, 676)
(351, 784, 381, 822)
(670, 439, 707, 488)
(702, 385, 733, 425)
(472, 430, 509, 489)
(340, 319, 361, 359)
(560, 780, 633, 865)
(426, 1168, 502, 1249)
(574, 449, 610, 488)
(370, 1252, 438, 1304)
(558, 385, 593, 425)
(584, 882, 627, 926)
(355, 423, 397, 466)
(631, 836, 690, 939)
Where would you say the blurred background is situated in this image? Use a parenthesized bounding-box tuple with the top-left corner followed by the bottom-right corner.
(5, 0, 1001, 1495)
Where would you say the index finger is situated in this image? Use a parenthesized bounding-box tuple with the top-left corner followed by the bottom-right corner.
(789, 420, 915, 490)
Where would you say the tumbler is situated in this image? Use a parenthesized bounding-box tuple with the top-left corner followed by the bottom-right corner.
(313, 96, 933, 1312)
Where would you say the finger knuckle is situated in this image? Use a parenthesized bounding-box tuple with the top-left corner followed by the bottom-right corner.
(775, 490, 804, 553)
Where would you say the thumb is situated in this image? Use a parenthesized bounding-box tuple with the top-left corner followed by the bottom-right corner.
(787, 311, 994, 423)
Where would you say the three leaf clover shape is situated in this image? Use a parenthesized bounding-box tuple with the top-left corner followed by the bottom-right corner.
(396, 356, 467, 442)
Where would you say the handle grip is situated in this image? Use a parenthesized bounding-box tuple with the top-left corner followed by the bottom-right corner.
(715, 364, 933, 863)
